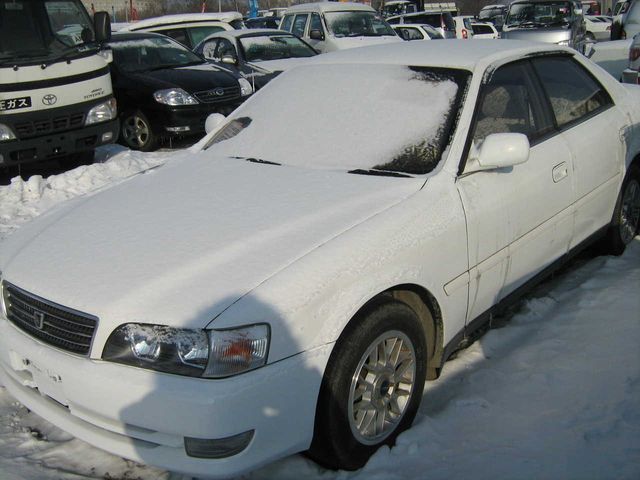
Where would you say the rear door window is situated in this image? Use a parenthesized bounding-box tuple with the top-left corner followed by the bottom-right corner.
(531, 56, 612, 129)
(399, 27, 424, 39)
(472, 24, 494, 34)
(310, 12, 324, 35)
(188, 26, 225, 47)
(155, 28, 188, 46)
(292, 14, 309, 37)
(281, 14, 294, 32)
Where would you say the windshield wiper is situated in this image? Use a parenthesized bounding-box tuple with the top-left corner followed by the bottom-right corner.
(42, 45, 96, 68)
(513, 21, 544, 28)
(246, 157, 281, 166)
(0, 50, 51, 66)
(145, 60, 204, 72)
(545, 20, 570, 27)
(348, 169, 413, 178)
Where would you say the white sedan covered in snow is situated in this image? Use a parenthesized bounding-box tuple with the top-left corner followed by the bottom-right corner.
(1, 41, 639, 478)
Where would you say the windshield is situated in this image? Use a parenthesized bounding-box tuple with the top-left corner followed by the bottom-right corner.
(382, 2, 417, 17)
(205, 64, 468, 175)
(240, 34, 316, 62)
(110, 37, 204, 72)
(0, 0, 95, 65)
(506, 2, 573, 27)
(324, 11, 396, 37)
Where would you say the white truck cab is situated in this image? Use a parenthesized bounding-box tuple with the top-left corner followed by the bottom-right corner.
(279, 2, 401, 53)
(0, 0, 117, 168)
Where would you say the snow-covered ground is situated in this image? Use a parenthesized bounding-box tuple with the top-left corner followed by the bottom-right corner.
(0, 148, 638, 480)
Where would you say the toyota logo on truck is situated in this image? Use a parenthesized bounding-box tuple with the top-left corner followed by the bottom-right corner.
(42, 94, 57, 106)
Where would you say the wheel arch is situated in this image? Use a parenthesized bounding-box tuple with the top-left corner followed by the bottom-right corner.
(328, 283, 445, 382)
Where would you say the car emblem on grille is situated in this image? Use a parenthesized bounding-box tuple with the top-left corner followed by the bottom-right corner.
(33, 310, 45, 330)
(42, 94, 57, 106)
(214, 88, 225, 96)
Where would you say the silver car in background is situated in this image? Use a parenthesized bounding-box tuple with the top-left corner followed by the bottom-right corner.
(501, 0, 587, 51)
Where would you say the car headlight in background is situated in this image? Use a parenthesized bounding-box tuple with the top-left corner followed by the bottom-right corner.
(556, 39, 570, 46)
(238, 78, 253, 97)
(0, 124, 17, 142)
(85, 98, 117, 126)
(102, 323, 270, 378)
(153, 88, 199, 106)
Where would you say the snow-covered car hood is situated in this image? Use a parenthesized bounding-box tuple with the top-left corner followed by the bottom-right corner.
(0, 155, 423, 334)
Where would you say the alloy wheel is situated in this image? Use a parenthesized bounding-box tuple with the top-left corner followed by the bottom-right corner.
(347, 330, 416, 445)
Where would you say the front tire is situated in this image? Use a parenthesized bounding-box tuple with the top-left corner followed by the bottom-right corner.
(120, 110, 157, 151)
(308, 300, 427, 470)
(605, 164, 640, 255)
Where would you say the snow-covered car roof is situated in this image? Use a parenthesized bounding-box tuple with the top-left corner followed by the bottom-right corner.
(120, 12, 243, 31)
(283, 2, 376, 14)
(307, 39, 571, 72)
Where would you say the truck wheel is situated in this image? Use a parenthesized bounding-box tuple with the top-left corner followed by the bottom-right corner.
(308, 300, 427, 470)
(120, 110, 157, 151)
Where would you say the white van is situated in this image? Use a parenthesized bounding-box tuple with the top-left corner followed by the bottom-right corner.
(119, 12, 244, 49)
(279, 2, 401, 53)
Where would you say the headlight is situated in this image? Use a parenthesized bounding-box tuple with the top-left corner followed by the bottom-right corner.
(153, 88, 199, 106)
(557, 40, 570, 46)
(102, 323, 269, 378)
(238, 78, 253, 97)
(85, 98, 117, 126)
(0, 123, 16, 142)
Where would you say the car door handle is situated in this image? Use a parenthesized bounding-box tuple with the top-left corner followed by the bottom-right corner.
(552, 162, 568, 183)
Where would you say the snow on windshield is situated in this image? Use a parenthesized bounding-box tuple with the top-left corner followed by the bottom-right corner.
(205, 64, 460, 174)
(110, 37, 201, 71)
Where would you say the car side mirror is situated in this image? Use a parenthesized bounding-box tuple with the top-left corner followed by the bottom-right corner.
(309, 29, 324, 40)
(221, 54, 238, 65)
(94, 11, 111, 43)
(466, 133, 530, 172)
(205, 113, 226, 134)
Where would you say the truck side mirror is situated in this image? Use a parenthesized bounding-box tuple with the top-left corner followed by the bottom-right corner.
(94, 11, 112, 43)
(309, 29, 324, 41)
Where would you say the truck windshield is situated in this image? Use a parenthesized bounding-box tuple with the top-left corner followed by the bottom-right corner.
(324, 11, 397, 37)
(0, 0, 95, 65)
(505, 1, 573, 27)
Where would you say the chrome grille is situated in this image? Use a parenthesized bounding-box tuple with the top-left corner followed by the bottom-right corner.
(193, 86, 241, 104)
(14, 113, 85, 139)
(2, 282, 97, 356)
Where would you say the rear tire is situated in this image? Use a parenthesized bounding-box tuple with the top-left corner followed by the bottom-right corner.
(604, 164, 640, 255)
(308, 300, 427, 470)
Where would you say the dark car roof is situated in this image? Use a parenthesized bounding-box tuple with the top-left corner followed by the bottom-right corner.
(108, 31, 173, 43)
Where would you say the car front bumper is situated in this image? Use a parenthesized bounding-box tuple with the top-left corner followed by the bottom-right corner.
(622, 68, 639, 84)
(0, 119, 118, 166)
(149, 101, 243, 137)
(0, 316, 331, 477)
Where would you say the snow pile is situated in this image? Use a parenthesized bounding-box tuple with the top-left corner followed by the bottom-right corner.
(0, 148, 171, 242)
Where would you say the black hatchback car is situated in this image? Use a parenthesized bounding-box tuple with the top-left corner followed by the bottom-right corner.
(108, 32, 253, 151)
